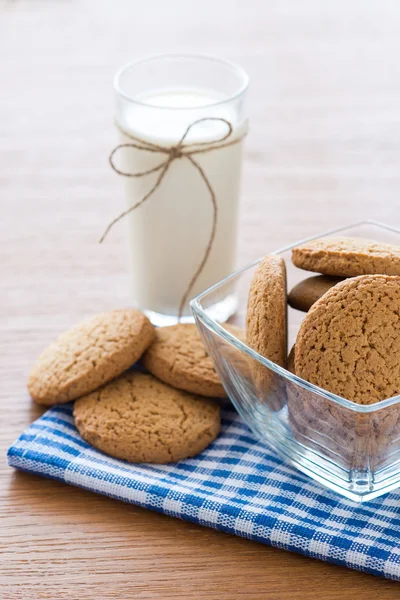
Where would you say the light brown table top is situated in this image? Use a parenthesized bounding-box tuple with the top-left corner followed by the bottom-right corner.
(1, 1, 400, 598)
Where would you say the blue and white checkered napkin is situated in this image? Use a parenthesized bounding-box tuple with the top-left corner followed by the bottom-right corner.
(7, 404, 400, 581)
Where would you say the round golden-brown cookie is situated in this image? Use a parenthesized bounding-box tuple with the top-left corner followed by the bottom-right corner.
(28, 309, 155, 405)
(288, 275, 343, 312)
(295, 275, 400, 404)
(73, 372, 220, 464)
(292, 236, 400, 277)
(246, 255, 287, 366)
(142, 323, 243, 397)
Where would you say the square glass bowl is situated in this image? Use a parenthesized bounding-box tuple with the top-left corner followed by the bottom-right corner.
(190, 220, 400, 502)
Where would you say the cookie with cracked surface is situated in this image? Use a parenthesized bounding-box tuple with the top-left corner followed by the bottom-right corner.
(73, 372, 220, 463)
(292, 236, 400, 277)
(295, 274, 400, 404)
(245, 255, 287, 412)
(28, 309, 155, 405)
(288, 275, 343, 312)
(246, 255, 287, 366)
(142, 323, 243, 397)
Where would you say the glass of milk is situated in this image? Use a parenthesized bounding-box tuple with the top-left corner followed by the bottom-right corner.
(113, 54, 249, 326)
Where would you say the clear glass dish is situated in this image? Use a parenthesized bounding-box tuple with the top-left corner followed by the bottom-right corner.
(190, 220, 400, 502)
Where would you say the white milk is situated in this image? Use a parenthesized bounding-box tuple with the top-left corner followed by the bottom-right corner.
(116, 88, 246, 320)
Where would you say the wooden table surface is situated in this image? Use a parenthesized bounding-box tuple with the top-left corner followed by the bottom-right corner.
(2, 0, 400, 597)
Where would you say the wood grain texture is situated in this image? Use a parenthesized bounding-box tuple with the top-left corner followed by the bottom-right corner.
(1, 0, 400, 597)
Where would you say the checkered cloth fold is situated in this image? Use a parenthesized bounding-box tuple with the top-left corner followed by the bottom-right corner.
(7, 404, 400, 581)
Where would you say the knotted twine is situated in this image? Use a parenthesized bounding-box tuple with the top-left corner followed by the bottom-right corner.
(100, 117, 247, 320)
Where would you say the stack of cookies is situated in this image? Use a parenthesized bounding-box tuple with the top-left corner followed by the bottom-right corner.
(246, 236, 400, 467)
(27, 310, 237, 464)
(288, 236, 400, 402)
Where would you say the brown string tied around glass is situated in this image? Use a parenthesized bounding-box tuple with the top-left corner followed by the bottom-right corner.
(101, 117, 247, 321)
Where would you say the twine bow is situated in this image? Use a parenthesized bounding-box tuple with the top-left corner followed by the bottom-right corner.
(101, 117, 246, 320)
